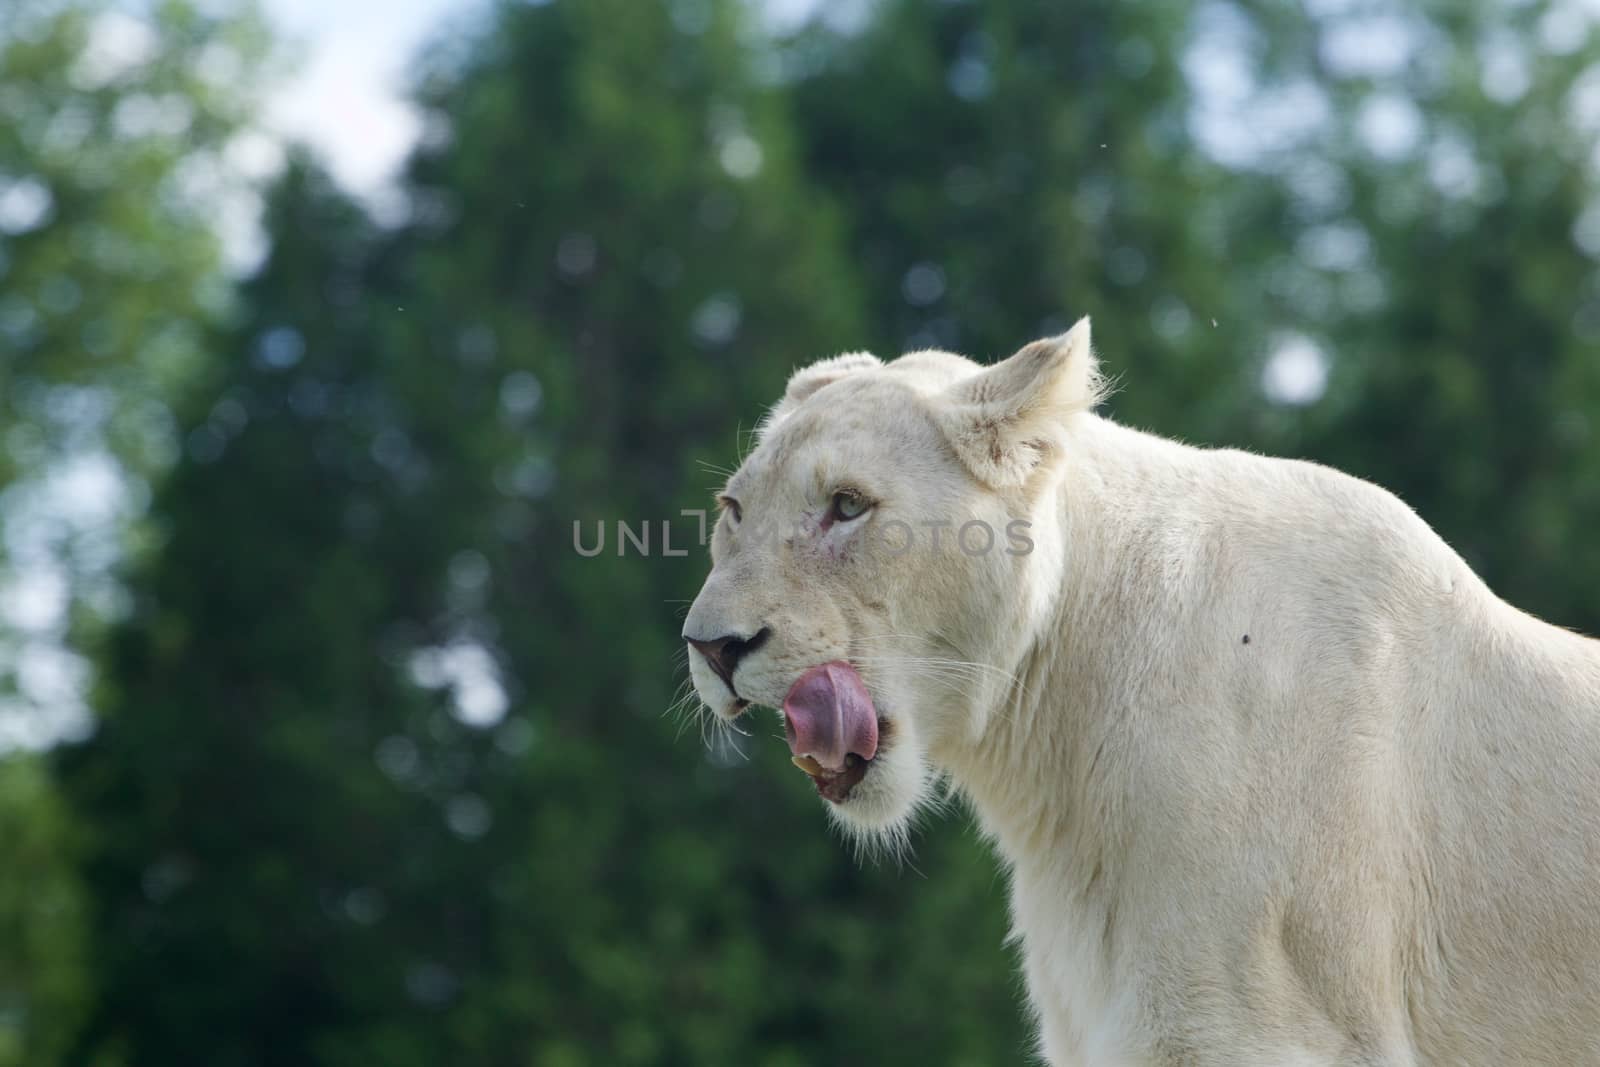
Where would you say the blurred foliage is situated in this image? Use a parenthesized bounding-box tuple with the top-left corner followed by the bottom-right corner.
(4, 0, 1597, 1063)
(1275, 0, 1600, 631)
(0, 0, 271, 482)
(0, 756, 87, 1067)
(788, 0, 1289, 435)
(1, 1, 269, 1062)
(60, 2, 1025, 1063)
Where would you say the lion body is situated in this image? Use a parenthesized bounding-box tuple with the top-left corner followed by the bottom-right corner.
(954, 415, 1600, 1065)
(684, 322, 1600, 1064)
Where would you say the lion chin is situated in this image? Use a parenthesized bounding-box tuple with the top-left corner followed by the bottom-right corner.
(683, 317, 1600, 1067)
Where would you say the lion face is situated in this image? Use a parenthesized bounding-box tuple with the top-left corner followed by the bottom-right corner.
(683, 320, 1101, 843)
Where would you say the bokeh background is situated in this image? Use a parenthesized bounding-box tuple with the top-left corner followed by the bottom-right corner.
(4, 0, 1600, 1063)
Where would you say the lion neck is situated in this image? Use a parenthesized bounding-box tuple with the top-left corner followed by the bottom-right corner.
(935, 415, 1199, 872)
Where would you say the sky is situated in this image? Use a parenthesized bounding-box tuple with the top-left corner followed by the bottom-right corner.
(260, 0, 468, 197)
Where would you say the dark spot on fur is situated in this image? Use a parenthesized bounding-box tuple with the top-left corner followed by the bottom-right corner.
(1242, 634, 1251, 645)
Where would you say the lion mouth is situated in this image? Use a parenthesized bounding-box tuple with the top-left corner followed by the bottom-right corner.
(792, 751, 875, 802)
(782, 661, 882, 804)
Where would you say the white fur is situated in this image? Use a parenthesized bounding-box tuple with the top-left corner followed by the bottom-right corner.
(683, 319, 1600, 1065)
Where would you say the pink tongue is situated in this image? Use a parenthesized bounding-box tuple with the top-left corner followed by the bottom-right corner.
(782, 661, 878, 772)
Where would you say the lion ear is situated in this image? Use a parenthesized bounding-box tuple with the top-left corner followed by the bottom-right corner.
(937, 318, 1103, 488)
(759, 351, 880, 439)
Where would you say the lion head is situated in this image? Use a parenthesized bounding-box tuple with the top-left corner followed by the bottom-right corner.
(683, 318, 1103, 846)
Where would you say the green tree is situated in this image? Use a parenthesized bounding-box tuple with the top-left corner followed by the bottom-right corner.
(1, 0, 268, 458)
(392, 1, 1031, 1056)
(1266, 1, 1600, 634)
(66, 1, 1019, 1062)
(0, 757, 87, 1067)
(786, 0, 1292, 438)
(0, 0, 272, 571)
(2, 3, 269, 1063)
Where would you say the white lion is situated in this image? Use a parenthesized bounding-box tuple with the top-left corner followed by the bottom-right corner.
(682, 319, 1600, 1065)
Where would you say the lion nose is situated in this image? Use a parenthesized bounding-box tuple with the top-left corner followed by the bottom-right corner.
(686, 627, 771, 691)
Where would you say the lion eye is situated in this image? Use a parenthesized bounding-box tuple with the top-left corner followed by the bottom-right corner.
(719, 496, 742, 524)
(830, 490, 871, 523)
